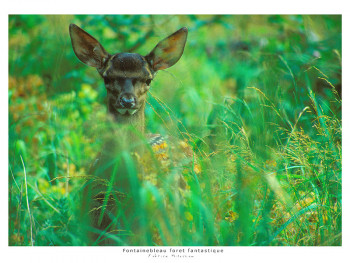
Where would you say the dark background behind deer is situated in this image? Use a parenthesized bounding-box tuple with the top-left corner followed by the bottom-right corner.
(9, 15, 341, 246)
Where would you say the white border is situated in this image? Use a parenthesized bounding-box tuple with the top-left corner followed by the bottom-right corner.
(2, 1, 349, 262)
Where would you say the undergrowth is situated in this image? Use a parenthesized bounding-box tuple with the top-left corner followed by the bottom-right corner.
(9, 15, 341, 246)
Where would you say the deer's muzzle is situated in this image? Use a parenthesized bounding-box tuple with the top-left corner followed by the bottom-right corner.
(119, 94, 136, 108)
(116, 108, 138, 115)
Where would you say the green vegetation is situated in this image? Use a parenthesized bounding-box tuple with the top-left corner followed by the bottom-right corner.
(9, 15, 341, 246)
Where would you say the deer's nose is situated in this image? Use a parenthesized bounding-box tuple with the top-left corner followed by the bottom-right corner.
(119, 94, 136, 108)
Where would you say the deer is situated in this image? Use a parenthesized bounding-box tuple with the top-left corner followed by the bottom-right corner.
(69, 23, 189, 245)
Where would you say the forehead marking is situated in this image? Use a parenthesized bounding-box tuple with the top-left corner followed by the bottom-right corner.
(103, 53, 154, 79)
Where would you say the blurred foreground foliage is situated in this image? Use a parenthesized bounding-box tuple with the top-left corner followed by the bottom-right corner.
(9, 15, 341, 246)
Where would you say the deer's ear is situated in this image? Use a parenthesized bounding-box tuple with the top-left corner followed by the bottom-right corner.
(69, 24, 110, 69)
(145, 27, 188, 71)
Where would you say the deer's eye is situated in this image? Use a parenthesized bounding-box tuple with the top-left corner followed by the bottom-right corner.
(104, 78, 113, 85)
(145, 79, 152, 86)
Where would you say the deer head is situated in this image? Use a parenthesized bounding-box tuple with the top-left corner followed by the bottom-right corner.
(69, 24, 188, 133)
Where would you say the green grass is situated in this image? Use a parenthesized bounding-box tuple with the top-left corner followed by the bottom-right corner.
(9, 15, 341, 246)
